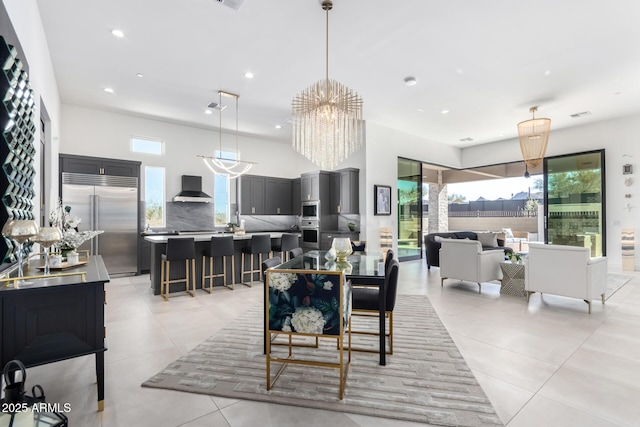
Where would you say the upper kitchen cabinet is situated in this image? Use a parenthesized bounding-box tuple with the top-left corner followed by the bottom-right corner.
(60, 154, 140, 177)
(300, 171, 331, 202)
(292, 178, 301, 215)
(329, 168, 359, 214)
(240, 175, 266, 215)
(265, 178, 293, 215)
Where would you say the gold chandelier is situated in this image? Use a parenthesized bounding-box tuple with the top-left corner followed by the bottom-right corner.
(517, 106, 551, 175)
(198, 90, 255, 179)
(291, 0, 365, 171)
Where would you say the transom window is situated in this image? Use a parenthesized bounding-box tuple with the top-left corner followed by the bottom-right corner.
(131, 136, 163, 155)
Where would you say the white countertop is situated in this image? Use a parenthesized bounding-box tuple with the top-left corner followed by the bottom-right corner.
(144, 232, 299, 243)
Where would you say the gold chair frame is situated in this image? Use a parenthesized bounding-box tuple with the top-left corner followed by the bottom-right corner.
(265, 268, 352, 399)
(160, 258, 195, 301)
(202, 253, 234, 292)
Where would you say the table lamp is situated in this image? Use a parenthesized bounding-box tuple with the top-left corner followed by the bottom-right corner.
(34, 226, 63, 275)
(1, 219, 39, 285)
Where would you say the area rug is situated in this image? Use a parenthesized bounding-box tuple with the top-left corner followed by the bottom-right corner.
(606, 273, 632, 300)
(142, 295, 502, 426)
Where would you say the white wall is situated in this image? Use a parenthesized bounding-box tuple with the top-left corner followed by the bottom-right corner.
(5, 0, 61, 220)
(61, 105, 334, 200)
(363, 122, 461, 253)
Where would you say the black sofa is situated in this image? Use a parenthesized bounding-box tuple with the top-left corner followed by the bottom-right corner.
(424, 231, 513, 269)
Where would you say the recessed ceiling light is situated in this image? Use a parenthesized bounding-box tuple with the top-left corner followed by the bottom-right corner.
(205, 109, 213, 115)
(544, 70, 551, 76)
(103, 87, 114, 93)
(111, 29, 124, 38)
(441, 109, 449, 114)
(404, 76, 417, 86)
(275, 124, 282, 129)
(136, 73, 144, 78)
(244, 72, 254, 79)
(417, 108, 424, 113)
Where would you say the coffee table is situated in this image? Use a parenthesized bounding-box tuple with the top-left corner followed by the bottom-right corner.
(499, 261, 526, 297)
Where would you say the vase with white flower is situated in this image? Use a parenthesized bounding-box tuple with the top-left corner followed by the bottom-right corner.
(49, 199, 103, 261)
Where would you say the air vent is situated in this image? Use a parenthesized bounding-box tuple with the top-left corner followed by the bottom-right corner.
(570, 111, 592, 118)
(459, 137, 474, 142)
(215, 0, 244, 10)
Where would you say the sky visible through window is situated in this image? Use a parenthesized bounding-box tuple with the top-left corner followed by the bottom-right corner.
(145, 166, 164, 227)
(447, 175, 542, 201)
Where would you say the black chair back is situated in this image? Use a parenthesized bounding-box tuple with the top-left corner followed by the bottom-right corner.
(210, 235, 234, 257)
(384, 249, 395, 272)
(251, 234, 272, 254)
(289, 247, 304, 259)
(261, 256, 282, 278)
(385, 259, 400, 312)
(351, 240, 366, 252)
(166, 238, 195, 261)
(280, 233, 299, 252)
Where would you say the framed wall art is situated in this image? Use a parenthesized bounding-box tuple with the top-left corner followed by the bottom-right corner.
(374, 185, 391, 215)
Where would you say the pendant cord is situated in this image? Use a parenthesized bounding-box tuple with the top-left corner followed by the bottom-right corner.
(325, 5, 329, 81)
(219, 91, 223, 157)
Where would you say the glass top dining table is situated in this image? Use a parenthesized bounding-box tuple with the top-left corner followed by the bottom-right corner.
(273, 250, 388, 365)
(276, 250, 385, 277)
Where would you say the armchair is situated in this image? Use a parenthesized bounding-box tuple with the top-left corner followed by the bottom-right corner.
(525, 243, 607, 313)
(265, 269, 352, 399)
(440, 239, 504, 293)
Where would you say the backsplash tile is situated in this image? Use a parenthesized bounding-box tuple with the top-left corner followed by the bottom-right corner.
(166, 202, 215, 231)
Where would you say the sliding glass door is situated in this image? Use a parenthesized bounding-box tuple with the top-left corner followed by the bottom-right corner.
(397, 158, 422, 261)
(544, 150, 606, 256)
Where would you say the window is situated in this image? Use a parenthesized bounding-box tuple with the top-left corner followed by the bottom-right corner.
(214, 151, 236, 226)
(145, 166, 165, 227)
(131, 136, 163, 155)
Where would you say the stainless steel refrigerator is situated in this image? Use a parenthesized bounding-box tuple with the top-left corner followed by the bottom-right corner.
(62, 172, 138, 276)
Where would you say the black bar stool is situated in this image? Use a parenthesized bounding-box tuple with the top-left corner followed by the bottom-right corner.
(202, 235, 235, 292)
(160, 237, 196, 300)
(271, 233, 299, 262)
(241, 234, 271, 287)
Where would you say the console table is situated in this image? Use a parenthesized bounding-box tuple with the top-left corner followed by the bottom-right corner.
(0, 256, 109, 411)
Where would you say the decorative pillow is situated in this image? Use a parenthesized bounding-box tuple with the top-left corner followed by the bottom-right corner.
(502, 228, 514, 239)
(477, 232, 498, 247)
(434, 235, 444, 242)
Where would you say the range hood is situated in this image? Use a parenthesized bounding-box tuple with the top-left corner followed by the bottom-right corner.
(172, 175, 212, 203)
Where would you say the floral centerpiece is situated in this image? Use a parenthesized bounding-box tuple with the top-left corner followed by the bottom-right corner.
(49, 199, 103, 256)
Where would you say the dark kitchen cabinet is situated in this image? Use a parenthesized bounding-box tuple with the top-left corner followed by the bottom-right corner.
(329, 168, 359, 214)
(266, 178, 293, 215)
(301, 171, 331, 202)
(240, 175, 266, 215)
(292, 178, 301, 215)
(339, 168, 359, 214)
(60, 154, 139, 177)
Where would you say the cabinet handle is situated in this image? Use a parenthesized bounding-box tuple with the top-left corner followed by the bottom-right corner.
(337, 205, 341, 213)
(252, 207, 255, 214)
(277, 207, 280, 214)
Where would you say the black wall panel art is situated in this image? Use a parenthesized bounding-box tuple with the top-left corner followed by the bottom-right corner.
(0, 35, 36, 263)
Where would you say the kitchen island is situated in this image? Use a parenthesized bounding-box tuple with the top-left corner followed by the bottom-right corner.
(144, 232, 300, 295)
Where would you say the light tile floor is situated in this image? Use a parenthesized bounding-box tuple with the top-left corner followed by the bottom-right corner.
(20, 260, 640, 426)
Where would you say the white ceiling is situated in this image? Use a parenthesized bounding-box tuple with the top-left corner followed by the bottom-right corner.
(36, 0, 640, 148)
